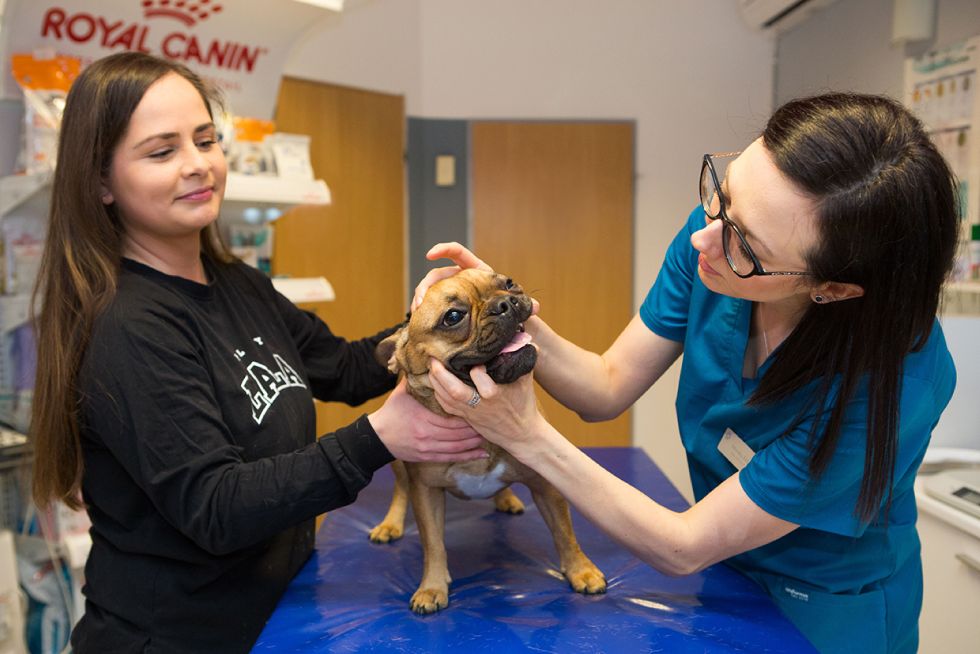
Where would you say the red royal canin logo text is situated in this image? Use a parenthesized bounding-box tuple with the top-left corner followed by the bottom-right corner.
(40, 3, 268, 73)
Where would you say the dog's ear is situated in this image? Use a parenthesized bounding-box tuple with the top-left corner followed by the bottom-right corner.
(376, 327, 407, 374)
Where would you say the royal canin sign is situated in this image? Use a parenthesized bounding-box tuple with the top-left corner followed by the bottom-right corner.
(1, 0, 330, 118)
(40, 4, 267, 73)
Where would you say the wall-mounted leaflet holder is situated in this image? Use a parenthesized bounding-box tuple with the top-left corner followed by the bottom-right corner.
(905, 35, 980, 315)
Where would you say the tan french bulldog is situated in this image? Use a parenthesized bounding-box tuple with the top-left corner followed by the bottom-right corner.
(371, 268, 606, 614)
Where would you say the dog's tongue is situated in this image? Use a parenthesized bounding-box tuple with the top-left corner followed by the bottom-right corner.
(500, 330, 533, 354)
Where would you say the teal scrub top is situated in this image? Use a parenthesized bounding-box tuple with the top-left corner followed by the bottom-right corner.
(639, 207, 956, 654)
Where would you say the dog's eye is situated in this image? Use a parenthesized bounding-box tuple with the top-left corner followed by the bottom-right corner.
(505, 278, 515, 289)
(442, 309, 467, 327)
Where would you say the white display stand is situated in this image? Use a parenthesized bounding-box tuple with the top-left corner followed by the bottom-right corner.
(270, 276, 336, 304)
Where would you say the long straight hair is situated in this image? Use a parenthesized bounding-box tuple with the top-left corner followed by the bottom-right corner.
(31, 52, 233, 509)
(752, 93, 958, 522)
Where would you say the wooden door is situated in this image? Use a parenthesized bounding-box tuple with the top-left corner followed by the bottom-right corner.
(471, 122, 634, 446)
(273, 78, 405, 435)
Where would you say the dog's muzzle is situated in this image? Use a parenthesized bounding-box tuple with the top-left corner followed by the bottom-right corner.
(448, 295, 537, 386)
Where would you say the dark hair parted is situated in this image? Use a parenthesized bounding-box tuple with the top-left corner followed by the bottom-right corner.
(752, 93, 959, 523)
(31, 52, 233, 510)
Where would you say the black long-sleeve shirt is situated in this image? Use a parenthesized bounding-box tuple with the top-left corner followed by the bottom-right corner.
(71, 257, 398, 653)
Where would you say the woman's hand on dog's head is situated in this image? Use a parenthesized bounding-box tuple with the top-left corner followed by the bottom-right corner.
(426, 242, 492, 271)
(411, 242, 494, 312)
(412, 242, 540, 317)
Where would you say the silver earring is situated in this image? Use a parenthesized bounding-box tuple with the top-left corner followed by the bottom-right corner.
(813, 295, 825, 304)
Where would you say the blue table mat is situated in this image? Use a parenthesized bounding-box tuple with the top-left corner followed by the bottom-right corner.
(253, 447, 815, 653)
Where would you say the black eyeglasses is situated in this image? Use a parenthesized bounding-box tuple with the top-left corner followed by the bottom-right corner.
(700, 152, 811, 279)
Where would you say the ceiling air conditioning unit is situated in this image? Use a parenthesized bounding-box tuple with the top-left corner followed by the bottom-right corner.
(738, 0, 840, 33)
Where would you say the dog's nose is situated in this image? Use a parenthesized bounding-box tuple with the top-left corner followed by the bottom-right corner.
(488, 297, 520, 316)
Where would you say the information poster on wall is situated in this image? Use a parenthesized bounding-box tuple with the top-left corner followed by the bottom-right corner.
(906, 36, 980, 305)
(905, 36, 979, 222)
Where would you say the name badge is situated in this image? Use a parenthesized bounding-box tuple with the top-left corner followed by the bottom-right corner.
(717, 428, 755, 471)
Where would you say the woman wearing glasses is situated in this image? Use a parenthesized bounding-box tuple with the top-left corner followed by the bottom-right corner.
(423, 92, 959, 653)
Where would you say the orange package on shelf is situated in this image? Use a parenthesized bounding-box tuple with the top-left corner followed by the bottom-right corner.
(10, 53, 82, 174)
(228, 116, 278, 176)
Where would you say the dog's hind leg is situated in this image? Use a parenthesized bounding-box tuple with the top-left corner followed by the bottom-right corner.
(492, 487, 525, 514)
(408, 481, 451, 614)
(528, 480, 606, 595)
(369, 461, 410, 543)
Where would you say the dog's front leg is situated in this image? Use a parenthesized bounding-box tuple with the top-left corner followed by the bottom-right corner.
(408, 481, 451, 614)
(369, 461, 410, 543)
(528, 480, 607, 595)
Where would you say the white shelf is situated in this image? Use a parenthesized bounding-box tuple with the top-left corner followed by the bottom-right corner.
(1, 171, 331, 218)
(270, 276, 336, 304)
(223, 173, 331, 214)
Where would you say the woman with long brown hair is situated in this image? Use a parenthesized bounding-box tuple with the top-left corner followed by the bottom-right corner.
(425, 93, 959, 653)
(31, 51, 484, 653)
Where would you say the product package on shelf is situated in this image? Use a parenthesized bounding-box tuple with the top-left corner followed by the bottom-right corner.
(229, 224, 274, 275)
(0, 529, 26, 654)
(266, 133, 315, 180)
(225, 116, 316, 182)
(0, 294, 34, 434)
(18, 498, 91, 654)
(10, 53, 81, 175)
(2, 214, 47, 296)
(227, 116, 278, 176)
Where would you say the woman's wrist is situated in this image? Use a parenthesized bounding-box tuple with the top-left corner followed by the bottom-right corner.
(503, 412, 559, 468)
(525, 316, 553, 368)
(525, 315, 548, 340)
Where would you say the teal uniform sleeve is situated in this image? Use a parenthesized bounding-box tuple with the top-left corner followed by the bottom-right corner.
(739, 368, 952, 536)
(639, 206, 703, 342)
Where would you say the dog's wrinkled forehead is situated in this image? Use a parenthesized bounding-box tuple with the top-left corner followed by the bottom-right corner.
(420, 270, 521, 320)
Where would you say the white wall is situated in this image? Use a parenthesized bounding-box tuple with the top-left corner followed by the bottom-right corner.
(776, 0, 980, 103)
(285, 0, 776, 501)
(936, 316, 980, 450)
(285, 0, 423, 110)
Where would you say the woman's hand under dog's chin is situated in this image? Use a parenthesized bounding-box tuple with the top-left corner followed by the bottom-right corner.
(368, 379, 489, 462)
(429, 359, 545, 459)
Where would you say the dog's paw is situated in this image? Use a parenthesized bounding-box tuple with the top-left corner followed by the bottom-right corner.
(368, 523, 403, 544)
(493, 493, 525, 515)
(410, 587, 449, 614)
(567, 564, 607, 595)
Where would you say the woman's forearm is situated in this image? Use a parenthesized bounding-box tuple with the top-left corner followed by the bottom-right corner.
(512, 415, 703, 575)
(527, 316, 625, 420)
(527, 314, 683, 422)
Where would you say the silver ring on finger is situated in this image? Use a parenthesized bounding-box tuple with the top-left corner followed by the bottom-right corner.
(467, 390, 481, 408)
